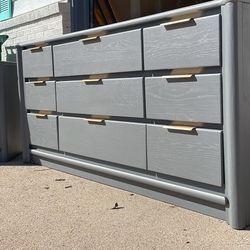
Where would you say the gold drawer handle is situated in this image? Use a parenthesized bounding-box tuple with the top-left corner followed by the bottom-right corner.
(85, 118, 104, 124)
(30, 46, 43, 52)
(32, 80, 46, 85)
(82, 79, 101, 84)
(164, 125, 196, 132)
(79, 36, 99, 42)
(35, 114, 48, 118)
(161, 18, 193, 27)
(161, 74, 193, 79)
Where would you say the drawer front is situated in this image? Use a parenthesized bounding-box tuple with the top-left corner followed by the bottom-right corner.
(59, 117, 146, 169)
(144, 14, 220, 70)
(25, 81, 56, 111)
(27, 113, 58, 150)
(147, 125, 223, 186)
(22, 46, 54, 78)
(145, 74, 222, 123)
(56, 78, 144, 117)
(53, 29, 142, 77)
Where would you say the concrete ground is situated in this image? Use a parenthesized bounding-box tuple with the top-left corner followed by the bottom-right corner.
(0, 164, 250, 250)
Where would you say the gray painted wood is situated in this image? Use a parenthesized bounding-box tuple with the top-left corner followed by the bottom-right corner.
(0, 62, 21, 162)
(221, 2, 239, 228)
(223, 1, 250, 229)
(32, 156, 226, 221)
(25, 81, 56, 111)
(53, 29, 142, 77)
(143, 14, 221, 70)
(20, 1, 229, 47)
(147, 125, 223, 186)
(145, 74, 222, 123)
(27, 113, 58, 150)
(59, 117, 146, 169)
(18, 1, 237, 227)
(56, 78, 144, 117)
(22, 46, 54, 78)
(31, 149, 226, 205)
(239, 1, 250, 228)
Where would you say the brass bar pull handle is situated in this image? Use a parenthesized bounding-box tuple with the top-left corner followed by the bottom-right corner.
(32, 80, 46, 85)
(161, 74, 194, 79)
(79, 36, 99, 42)
(161, 18, 193, 27)
(85, 118, 104, 124)
(35, 114, 48, 118)
(30, 46, 43, 52)
(164, 125, 196, 132)
(82, 79, 101, 84)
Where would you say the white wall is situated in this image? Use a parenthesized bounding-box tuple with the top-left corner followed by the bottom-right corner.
(12, 0, 67, 17)
(0, 1, 70, 61)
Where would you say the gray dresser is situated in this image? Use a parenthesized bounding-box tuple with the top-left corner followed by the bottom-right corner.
(0, 62, 21, 161)
(16, 0, 250, 229)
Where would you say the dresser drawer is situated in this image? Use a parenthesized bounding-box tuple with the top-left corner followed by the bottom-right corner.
(27, 113, 58, 150)
(25, 81, 56, 111)
(56, 78, 144, 117)
(59, 117, 146, 169)
(22, 46, 54, 78)
(147, 125, 223, 186)
(145, 74, 222, 123)
(53, 29, 142, 77)
(144, 14, 221, 70)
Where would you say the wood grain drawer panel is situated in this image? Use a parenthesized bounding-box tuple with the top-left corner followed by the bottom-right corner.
(144, 14, 221, 70)
(145, 74, 222, 123)
(53, 29, 142, 77)
(22, 46, 54, 78)
(147, 125, 223, 186)
(59, 117, 146, 169)
(25, 81, 56, 111)
(27, 113, 58, 150)
(56, 78, 144, 117)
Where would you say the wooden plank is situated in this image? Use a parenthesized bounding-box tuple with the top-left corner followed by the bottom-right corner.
(22, 46, 54, 78)
(53, 29, 142, 76)
(27, 114, 58, 150)
(59, 117, 146, 169)
(147, 124, 223, 186)
(143, 14, 221, 70)
(56, 78, 144, 117)
(25, 81, 56, 111)
(145, 74, 222, 123)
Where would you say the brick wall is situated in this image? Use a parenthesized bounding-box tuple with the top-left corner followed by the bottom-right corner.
(0, 1, 70, 61)
(13, 0, 64, 17)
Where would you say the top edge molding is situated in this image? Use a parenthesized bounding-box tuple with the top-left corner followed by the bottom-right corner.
(19, 0, 240, 48)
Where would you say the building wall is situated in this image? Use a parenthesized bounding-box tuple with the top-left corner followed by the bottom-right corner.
(0, 1, 70, 62)
(12, 0, 65, 17)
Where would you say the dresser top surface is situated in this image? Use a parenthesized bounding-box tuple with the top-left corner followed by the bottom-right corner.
(18, 0, 240, 48)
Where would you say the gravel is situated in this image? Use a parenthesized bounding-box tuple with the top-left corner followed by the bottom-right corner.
(0, 164, 250, 250)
